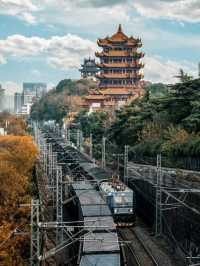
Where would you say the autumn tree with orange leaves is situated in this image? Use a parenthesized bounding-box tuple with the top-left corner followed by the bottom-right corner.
(0, 114, 38, 265)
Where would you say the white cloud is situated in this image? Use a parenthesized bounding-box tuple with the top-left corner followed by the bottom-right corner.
(0, 34, 97, 70)
(0, 0, 200, 26)
(144, 55, 197, 83)
(0, 0, 38, 24)
(0, 33, 198, 84)
(133, 0, 200, 23)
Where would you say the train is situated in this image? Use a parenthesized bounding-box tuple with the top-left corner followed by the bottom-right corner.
(41, 128, 136, 265)
(44, 128, 136, 225)
(63, 144, 136, 225)
(99, 177, 136, 225)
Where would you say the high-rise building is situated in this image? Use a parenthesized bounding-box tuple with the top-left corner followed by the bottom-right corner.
(22, 82, 47, 105)
(14, 92, 22, 114)
(20, 82, 47, 114)
(79, 58, 99, 79)
(0, 85, 5, 112)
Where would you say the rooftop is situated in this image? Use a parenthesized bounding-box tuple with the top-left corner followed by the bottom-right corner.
(98, 24, 142, 46)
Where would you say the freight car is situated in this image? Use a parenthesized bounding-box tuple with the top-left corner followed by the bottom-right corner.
(72, 181, 120, 266)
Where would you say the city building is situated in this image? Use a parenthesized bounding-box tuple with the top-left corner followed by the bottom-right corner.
(14, 92, 22, 114)
(22, 82, 47, 105)
(4, 95, 14, 113)
(20, 103, 32, 115)
(83, 25, 145, 111)
(0, 85, 5, 112)
(20, 82, 47, 115)
(79, 58, 99, 80)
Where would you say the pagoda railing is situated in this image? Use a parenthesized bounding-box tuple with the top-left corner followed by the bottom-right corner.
(96, 73, 144, 79)
(96, 63, 144, 68)
(95, 51, 145, 58)
(98, 84, 138, 88)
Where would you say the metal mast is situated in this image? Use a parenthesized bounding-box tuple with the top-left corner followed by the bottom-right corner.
(89, 133, 93, 158)
(124, 145, 129, 184)
(56, 165, 63, 244)
(30, 199, 40, 266)
(102, 137, 106, 169)
(155, 154, 162, 236)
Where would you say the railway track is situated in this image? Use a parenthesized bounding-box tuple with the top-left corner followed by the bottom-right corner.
(118, 227, 159, 266)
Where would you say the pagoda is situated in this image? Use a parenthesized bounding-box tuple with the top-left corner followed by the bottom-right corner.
(95, 24, 144, 104)
(79, 58, 99, 80)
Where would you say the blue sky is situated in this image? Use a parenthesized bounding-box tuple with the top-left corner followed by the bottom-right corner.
(0, 0, 199, 94)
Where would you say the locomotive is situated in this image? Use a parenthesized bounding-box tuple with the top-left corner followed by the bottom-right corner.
(99, 176, 136, 225)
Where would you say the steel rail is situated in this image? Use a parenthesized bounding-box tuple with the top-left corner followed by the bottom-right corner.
(129, 227, 159, 266)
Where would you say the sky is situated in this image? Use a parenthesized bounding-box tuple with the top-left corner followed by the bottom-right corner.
(0, 0, 199, 94)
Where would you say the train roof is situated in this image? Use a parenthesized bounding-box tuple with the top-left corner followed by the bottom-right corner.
(80, 254, 120, 266)
(79, 162, 112, 181)
(71, 181, 112, 218)
(82, 232, 120, 254)
(82, 205, 111, 217)
(76, 190, 104, 205)
(84, 216, 115, 230)
(100, 181, 133, 194)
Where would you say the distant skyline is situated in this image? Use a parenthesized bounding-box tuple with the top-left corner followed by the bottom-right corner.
(0, 0, 199, 94)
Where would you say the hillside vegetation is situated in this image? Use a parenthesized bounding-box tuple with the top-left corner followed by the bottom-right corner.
(75, 79, 200, 166)
(31, 79, 98, 122)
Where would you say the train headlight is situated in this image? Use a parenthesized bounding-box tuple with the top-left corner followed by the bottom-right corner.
(129, 209, 133, 213)
(114, 209, 118, 214)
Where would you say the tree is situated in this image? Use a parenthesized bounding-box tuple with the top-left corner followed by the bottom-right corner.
(175, 68, 193, 83)
(0, 135, 38, 265)
(30, 79, 98, 122)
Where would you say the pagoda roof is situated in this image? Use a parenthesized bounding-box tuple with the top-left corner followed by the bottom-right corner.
(98, 24, 141, 46)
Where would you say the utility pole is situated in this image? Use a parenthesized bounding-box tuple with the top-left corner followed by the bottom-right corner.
(67, 128, 71, 144)
(79, 130, 83, 151)
(155, 154, 162, 236)
(102, 137, 106, 169)
(124, 145, 129, 184)
(65, 126, 68, 144)
(76, 129, 80, 149)
(56, 165, 63, 244)
(89, 133, 93, 158)
(112, 153, 123, 174)
(30, 199, 40, 266)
